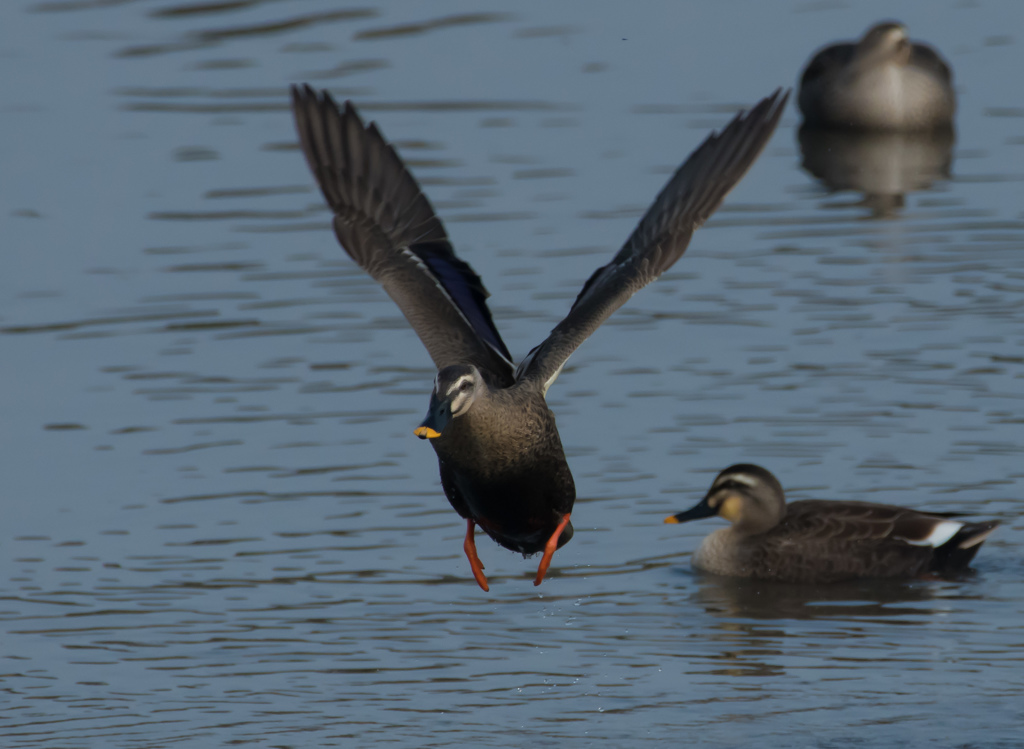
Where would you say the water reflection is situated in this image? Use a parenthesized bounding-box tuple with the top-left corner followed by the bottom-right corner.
(798, 127, 955, 218)
(683, 572, 954, 621)
(5, 0, 1024, 745)
(116, 7, 380, 58)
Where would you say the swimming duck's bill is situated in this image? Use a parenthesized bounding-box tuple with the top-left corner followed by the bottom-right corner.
(414, 391, 451, 440)
(664, 487, 745, 524)
(665, 495, 717, 524)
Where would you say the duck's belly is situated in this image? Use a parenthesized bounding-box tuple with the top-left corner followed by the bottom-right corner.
(452, 466, 575, 555)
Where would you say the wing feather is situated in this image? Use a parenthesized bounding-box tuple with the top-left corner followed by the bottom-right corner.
(291, 84, 514, 381)
(782, 500, 968, 547)
(516, 89, 788, 390)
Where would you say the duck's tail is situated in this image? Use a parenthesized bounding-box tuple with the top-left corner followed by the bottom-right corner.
(929, 520, 999, 572)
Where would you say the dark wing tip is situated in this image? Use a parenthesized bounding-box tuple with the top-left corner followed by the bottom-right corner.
(521, 87, 789, 389)
(289, 83, 446, 248)
(288, 83, 515, 376)
(621, 85, 790, 277)
(289, 82, 356, 120)
(703, 86, 790, 172)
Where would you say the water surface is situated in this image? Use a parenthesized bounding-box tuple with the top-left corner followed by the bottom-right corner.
(2, 1, 1023, 746)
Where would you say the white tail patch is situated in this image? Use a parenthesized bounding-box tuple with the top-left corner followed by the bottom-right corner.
(903, 520, 962, 548)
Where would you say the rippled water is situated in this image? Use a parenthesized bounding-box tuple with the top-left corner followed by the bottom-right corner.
(3, 1, 1024, 746)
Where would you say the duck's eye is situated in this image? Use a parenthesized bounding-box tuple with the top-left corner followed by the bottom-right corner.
(459, 381, 472, 392)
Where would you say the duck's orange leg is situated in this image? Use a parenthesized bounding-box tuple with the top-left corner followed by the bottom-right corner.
(534, 513, 571, 587)
(463, 519, 489, 592)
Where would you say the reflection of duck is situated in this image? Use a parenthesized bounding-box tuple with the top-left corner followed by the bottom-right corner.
(665, 464, 998, 583)
(290, 86, 788, 591)
(798, 21, 955, 131)
(798, 126, 954, 217)
(686, 574, 945, 622)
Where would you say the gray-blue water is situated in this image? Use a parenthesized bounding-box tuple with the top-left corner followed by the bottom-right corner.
(3, 1, 1023, 746)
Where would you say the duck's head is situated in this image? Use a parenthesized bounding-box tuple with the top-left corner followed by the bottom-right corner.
(414, 364, 483, 439)
(665, 463, 786, 535)
(857, 21, 912, 66)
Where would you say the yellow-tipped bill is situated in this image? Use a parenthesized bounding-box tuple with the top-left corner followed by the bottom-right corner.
(416, 391, 452, 440)
(665, 494, 718, 525)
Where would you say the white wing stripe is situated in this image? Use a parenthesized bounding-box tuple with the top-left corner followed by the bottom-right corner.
(399, 247, 514, 368)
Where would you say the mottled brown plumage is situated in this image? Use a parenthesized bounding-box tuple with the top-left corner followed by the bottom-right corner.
(291, 85, 787, 591)
(666, 464, 998, 583)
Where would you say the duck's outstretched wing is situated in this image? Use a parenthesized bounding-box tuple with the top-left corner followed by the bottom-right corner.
(515, 89, 788, 392)
(291, 85, 514, 383)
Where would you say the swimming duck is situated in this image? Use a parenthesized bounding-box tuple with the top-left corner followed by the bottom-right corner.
(665, 464, 998, 583)
(290, 85, 787, 591)
(798, 21, 955, 131)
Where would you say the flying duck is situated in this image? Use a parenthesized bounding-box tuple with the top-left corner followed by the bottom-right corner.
(798, 21, 955, 131)
(290, 84, 787, 591)
(666, 464, 998, 583)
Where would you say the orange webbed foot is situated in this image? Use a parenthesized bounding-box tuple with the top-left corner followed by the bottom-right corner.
(463, 519, 489, 592)
(534, 513, 571, 587)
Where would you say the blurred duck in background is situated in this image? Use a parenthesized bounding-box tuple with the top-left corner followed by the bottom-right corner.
(797, 22, 956, 216)
(798, 21, 955, 131)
